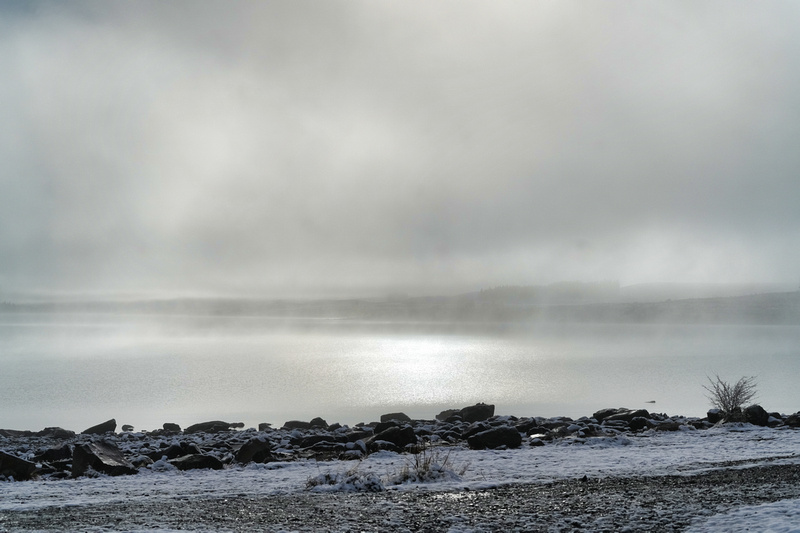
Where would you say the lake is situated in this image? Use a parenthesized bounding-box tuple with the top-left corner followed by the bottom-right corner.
(2, 313, 800, 432)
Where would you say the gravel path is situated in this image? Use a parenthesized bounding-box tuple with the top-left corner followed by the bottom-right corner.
(3, 463, 800, 532)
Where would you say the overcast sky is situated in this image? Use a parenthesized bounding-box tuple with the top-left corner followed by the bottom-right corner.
(1, 1, 799, 298)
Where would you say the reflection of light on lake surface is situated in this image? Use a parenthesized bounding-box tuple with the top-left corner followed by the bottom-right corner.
(2, 316, 800, 431)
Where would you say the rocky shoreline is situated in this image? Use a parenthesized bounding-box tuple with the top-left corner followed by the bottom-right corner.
(2, 402, 800, 482)
(4, 403, 800, 531)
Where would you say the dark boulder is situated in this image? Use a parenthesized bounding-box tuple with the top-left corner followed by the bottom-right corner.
(169, 454, 224, 471)
(147, 442, 202, 461)
(298, 434, 346, 448)
(707, 409, 724, 424)
(309, 417, 328, 428)
(436, 409, 461, 421)
(462, 422, 491, 440)
(121, 424, 134, 432)
(33, 444, 73, 463)
(744, 404, 769, 426)
(0, 429, 32, 438)
(282, 420, 312, 430)
(592, 408, 624, 423)
(786, 412, 800, 427)
(184, 421, 232, 434)
(373, 421, 399, 434)
(258, 423, 272, 431)
(605, 409, 650, 424)
(72, 440, 136, 477)
(81, 419, 117, 435)
(235, 436, 274, 464)
(467, 426, 522, 450)
(346, 428, 374, 442)
(0, 450, 37, 481)
(366, 426, 417, 451)
(380, 412, 412, 423)
(514, 419, 540, 434)
(460, 403, 495, 423)
(162, 423, 181, 432)
(629, 417, 652, 431)
(656, 421, 682, 431)
(36, 427, 75, 439)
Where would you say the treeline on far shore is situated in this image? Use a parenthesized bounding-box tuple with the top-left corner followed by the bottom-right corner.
(1, 289, 800, 325)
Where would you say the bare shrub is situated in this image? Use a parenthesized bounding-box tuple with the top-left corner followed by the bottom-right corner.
(388, 445, 469, 485)
(704, 375, 758, 422)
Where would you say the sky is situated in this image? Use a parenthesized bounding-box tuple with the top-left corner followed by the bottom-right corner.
(1, 0, 799, 298)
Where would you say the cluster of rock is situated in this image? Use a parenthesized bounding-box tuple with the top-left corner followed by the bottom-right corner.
(3, 402, 800, 482)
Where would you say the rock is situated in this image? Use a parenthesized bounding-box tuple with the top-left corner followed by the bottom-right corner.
(785, 412, 800, 427)
(0, 450, 37, 481)
(81, 419, 117, 435)
(309, 417, 328, 428)
(605, 409, 650, 424)
(656, 421, 681, 431)
(592, 408, 624, 423)
(435, 409, 461, 421)
(184, 421, 233, 434)
(131, 455, 154, 468)
(515, 419, 540, 434)
(72, 440, 136, 477)
(462, 422, 491, 440)
(467, 426, 522, 450)
(148, 442, 202, 461)
(629, 417, 652, 431)
(121, 424, 134, 432)
(229, 422, 245, 429)
(366, 426, 417, 451)
(298, 434, 345, 448)
(235, 436, 274, 464)
(380, 412, 411, 423)
(36, 427, 75, 439)
(162, 423, 181, 432)
(347, 428, 374, 442)
(282, 420, 312, 430)
(0, 429, 32, 438)
(373, 421, 398, 434)
(168, 454, 224, 471)
(707, 409, 724, 424)
(33, 444, 73, 463)
(744, 404, 769, 426)
(460, 403, 495, 423)
(258, 423, 272, 431)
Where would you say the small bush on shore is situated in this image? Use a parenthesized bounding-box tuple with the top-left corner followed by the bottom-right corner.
(388, 445, 468, 484)
(704, 374, 758, 422)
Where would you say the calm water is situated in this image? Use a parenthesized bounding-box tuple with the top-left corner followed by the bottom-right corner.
(2, 313, 799, 432)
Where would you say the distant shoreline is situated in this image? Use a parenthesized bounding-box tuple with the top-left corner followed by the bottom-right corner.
(2, 290, 800, 325)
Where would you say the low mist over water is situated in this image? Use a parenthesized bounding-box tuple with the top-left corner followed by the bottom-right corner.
(2, 312, 800, 432)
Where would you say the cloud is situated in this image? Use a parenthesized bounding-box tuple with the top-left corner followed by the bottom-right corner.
(2, 1, 800, 296)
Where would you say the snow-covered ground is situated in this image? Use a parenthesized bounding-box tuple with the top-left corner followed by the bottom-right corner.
(3, 423, 800, 531)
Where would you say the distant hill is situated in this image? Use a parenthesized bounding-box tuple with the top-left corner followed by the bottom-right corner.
(618, 282, 796, 302)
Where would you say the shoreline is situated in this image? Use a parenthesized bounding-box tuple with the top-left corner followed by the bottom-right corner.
(3, 409, 800, 530)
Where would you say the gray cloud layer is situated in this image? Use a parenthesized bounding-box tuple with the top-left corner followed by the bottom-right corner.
(2, 1, 799, 297)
